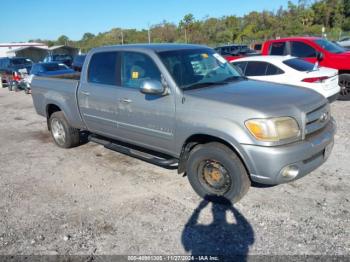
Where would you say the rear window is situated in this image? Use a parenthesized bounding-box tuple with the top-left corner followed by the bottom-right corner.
(88, 52, 118, 85)
(283, 58, 315, 72)
(269, 42, 287, 55)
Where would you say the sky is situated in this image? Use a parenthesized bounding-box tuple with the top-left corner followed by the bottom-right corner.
(0, 0, 295, 42)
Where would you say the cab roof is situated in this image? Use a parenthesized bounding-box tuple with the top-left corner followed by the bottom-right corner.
(93, 43, 210, 53)
(266, 37, 321, 42)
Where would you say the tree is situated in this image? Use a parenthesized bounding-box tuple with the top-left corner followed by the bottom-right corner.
(57, 35, 69, 45)
(179, 13, 195, 43)
(82, 33, 95, 41)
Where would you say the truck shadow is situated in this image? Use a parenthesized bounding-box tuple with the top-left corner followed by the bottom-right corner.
(181, 197, 254, 261)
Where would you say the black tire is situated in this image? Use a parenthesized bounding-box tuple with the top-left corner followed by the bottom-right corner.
(49, 111, 80, 148)
(186, 142, 250, 203)
(338, 74, 350, 101)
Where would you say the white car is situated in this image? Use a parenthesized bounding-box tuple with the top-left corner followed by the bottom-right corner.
(231, 55, 340, 103)
(337, 37, 350, 49)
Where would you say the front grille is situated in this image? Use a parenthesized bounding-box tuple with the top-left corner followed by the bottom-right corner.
(305, 103, 330, 137)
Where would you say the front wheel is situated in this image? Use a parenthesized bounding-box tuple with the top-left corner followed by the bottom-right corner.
(186, 142, 251, 203)
(339, 74, 350, 101)
(49, 111, 80, 148)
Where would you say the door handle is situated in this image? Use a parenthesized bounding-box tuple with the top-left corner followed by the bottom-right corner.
(120, 98, 132, 103)
(81, 91, 90, 96)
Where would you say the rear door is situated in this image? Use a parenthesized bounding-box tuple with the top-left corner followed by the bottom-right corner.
(115, 51, 176, 153)
(244, 61, 285, 83)
(269, 41, 288, 55)
(78, 51, 121, 137)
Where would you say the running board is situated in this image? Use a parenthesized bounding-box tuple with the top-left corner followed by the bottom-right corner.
(88, 135, 178, 167)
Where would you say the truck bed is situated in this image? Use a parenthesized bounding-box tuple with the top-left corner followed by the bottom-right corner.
(31, 75, 85, 129)
(48, 72, 81, 80)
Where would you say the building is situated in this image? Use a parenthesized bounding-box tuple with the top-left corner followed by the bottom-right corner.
(0, 42, 48, 58)
(6, 46, 49, 62)
(0, 42, 79, 63)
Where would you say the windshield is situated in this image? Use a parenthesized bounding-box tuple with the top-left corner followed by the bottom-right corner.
(158, 49, 242, 90)
(314, 39, 346, 54)
(283, 58, 315, 71)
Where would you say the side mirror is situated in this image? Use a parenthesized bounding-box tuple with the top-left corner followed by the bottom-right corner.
(140, 80, 165, 95)
(316, 52, 324, 62)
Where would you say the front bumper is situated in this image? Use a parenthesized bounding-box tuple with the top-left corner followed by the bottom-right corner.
(241, 118, 336, 185)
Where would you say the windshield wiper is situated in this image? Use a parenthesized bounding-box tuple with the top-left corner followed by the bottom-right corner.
(221, 76, 246, 82)
(182, 81, 227, 91)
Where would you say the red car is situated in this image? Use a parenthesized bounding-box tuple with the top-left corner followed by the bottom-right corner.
(261, 37, 350, 100)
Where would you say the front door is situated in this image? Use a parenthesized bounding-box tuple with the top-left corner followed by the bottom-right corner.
(115, 51, 176, 154)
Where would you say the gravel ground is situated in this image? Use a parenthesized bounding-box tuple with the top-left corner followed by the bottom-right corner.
(0, 88, 349, 258)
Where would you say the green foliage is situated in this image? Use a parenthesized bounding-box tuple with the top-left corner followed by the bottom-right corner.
(29, 0, 350, 51)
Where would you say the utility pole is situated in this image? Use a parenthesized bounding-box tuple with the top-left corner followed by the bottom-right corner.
(148, 23, 151, 44)
(120, 30, 124, 45)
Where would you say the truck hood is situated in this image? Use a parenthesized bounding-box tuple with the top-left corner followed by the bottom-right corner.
(185, 79, 326, 116)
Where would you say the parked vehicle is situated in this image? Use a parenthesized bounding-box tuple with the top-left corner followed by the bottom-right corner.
(337, 36, 350, 49)
(72, 55, 86, 72)
(262, 37, 350, 100)
(22, 62, 76, 94)
(43, 54, 73, 67)
(0, 57, 33, 90)
(251, 43, 263, 53)
(231, 55, 340, 103)
(31, 44, 335, 203)
(215, 45, 258, 62)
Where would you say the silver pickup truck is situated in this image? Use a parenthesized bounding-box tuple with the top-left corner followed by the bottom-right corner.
(31, 44, 336, 203)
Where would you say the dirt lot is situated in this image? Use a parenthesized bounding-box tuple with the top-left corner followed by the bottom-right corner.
(0, 87, 349, 258)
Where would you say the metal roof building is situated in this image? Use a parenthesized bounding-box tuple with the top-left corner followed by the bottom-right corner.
(0, 43, 79, 62)
(0, 42, 48, 57)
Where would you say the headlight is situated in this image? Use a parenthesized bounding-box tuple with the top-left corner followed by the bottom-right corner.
(245, 117, 300, 142)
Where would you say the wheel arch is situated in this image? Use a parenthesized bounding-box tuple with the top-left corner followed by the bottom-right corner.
(46, 103, 63, 130)
(178, 133, 253, 176)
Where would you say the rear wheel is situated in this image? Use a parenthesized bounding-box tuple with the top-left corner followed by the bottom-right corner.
(186, 142, 250, 203)
(339, 74, 350, 101)
(49, 111, 80, 148)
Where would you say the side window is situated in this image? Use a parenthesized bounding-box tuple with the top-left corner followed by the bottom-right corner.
(291, 41, 316, 58)
(121, 52, 161, 89)
(269, 42, 287, 55)
(266, 63, 284, 75)
(245, 62, 269, 76)
(88, 52, 118, 85)
(232, 62, 247, 75)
